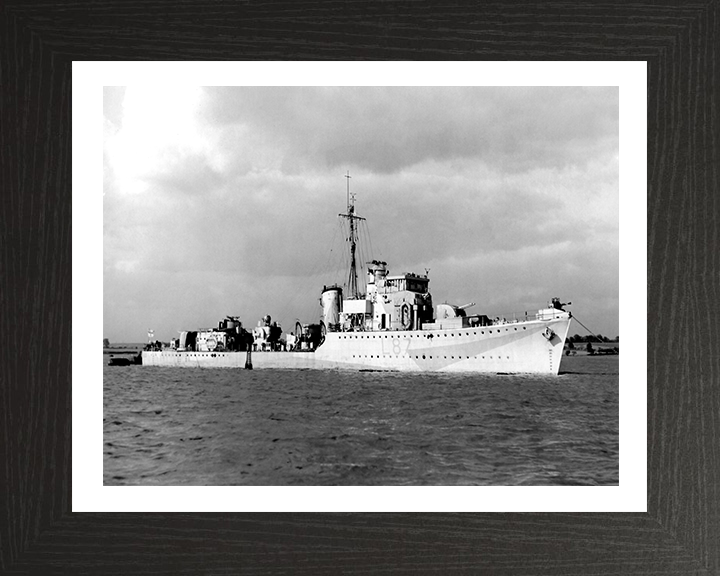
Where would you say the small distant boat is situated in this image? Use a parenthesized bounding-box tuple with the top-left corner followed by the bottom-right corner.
(108, 354, 142, 366)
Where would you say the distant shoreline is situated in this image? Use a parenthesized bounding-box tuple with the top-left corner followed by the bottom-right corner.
(104, 344, 143, 355)
(564, 340, 619, 356)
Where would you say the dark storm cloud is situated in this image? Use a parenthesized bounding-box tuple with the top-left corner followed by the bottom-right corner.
(200, 87, 617, 174)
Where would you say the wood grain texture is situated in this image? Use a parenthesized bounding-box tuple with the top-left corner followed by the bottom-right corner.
(1, 1, 718, 574)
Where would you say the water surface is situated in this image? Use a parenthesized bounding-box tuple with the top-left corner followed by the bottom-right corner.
(104, 355, 618, 485)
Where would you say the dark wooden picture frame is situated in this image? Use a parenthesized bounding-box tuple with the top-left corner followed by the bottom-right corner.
(2, 2, 717, 574)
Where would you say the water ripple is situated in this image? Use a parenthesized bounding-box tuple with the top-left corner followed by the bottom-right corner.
(104, 355, 618, 485)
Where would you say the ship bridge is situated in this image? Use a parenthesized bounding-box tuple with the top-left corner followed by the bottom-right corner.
(352, 260, 433, 331)
(382, 273, 429, 294)
(366, 260, 429, 297)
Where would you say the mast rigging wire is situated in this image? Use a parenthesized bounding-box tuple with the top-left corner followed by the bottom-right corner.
(572, 315, 605, 341)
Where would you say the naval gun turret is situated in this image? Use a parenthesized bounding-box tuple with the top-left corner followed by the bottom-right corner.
(252, 315, 284, 351)
(436, 302, 476, 319)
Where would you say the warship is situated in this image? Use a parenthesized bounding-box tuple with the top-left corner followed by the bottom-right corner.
(141, 176, 572, 374)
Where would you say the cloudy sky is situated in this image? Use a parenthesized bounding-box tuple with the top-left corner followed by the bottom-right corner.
(103, 86, 618, 343)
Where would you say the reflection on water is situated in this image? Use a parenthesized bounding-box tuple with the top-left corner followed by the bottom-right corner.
(103, 355, 618, 485)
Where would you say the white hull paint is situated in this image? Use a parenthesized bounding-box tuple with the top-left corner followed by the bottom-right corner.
(316, 315, 571, 374)
(142, 315, 571, 375)
(141, 350, 318, 369)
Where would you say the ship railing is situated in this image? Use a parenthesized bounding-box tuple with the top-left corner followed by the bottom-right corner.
(473, 309, 569, 325)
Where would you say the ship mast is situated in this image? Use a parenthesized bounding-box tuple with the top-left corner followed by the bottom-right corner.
(338, 171, 365, 299)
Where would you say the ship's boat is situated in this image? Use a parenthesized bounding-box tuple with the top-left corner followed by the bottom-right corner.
(142, 175, 572, 374)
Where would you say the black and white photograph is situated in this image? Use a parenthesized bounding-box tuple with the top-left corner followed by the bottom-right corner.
(103, 85, 619, 486)
(7, 1, 719, 572)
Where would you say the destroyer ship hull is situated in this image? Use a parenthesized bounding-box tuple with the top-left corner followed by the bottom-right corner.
(142, 314, 571, 375)
(316, 314, 571, 374)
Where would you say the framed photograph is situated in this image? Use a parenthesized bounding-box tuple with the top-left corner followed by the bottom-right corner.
(3, 2, 717, 574)
(84, 65, 640, 512)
